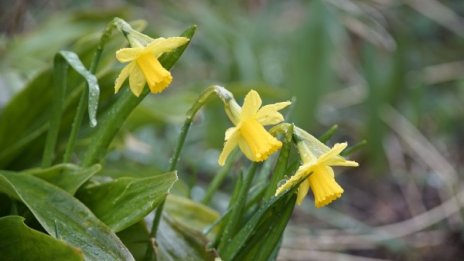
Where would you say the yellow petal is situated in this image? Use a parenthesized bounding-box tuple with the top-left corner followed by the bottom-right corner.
(296, 179, 310, 205)
(128, 65, 146, 97)
(256, 101, 291, 125)
(225, 127, 237, 140)
(218, 128, 239, 166)
(275, 164, 313, 196)
(241, 90, 262, 118)
(114, 62, 135, 94)
(116, 47, 144, 62)
(136, 54, 172, 93)
(317, 143, 348, 164)
(146, 37, 190, 57)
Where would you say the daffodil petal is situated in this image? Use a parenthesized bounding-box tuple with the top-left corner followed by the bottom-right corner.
(128, 65, 146, 97)
(256, 101, 291, 125)
(225, 127, 237, 140)
(326, 156, 359, 167)
(318, 143, 348, 164)
(114, 62, 134, 94)
(241, 90, 262, 118)
(218, 129, 240, 166)
(275, 164, 313, 196)
(296, 179, 310, 205)
(116, 47, 144, 62)
(146, 37, 190, 57)
(136, 54, 172, 93)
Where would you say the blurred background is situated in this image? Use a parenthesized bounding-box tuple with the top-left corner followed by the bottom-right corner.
(1, 0, 464, 260)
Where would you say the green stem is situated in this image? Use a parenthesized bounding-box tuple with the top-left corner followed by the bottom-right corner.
(218, 163, 258, 252)
(144, 85, 233, 261)
(42, 55, 68, 167)
(201, 151, 238, 205)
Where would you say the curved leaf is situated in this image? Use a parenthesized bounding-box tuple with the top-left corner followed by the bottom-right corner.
(0, 215, 84, 261)
(25, 163, 101, 194)
(59, 50, 100, 127)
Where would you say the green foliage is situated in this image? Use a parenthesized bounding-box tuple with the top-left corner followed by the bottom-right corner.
(2, 0, 461, 259)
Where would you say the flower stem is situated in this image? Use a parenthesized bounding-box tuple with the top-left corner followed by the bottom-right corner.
(201, 151, 238, 205)
(144, 85, 234, 261)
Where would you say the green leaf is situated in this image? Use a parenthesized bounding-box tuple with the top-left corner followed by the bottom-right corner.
(0, 215, 84, 260)
(77, 172, 178, 232)
(165, 195, 220, 237)
(0, 171, 134, 261)
(58, 50, 100, 127)
(25, 163, 101, 194)
(0, 70, 52, 168)
(221, 191, 296, 260)
(117, 222, 150, 261)
(157, 215, 217, 261)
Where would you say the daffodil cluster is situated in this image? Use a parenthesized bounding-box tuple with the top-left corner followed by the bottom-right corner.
(111, 20, 359, 208)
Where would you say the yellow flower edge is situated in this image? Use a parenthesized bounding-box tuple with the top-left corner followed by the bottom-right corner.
(114, 37, 189, 97)
(218, 90, 291, 166)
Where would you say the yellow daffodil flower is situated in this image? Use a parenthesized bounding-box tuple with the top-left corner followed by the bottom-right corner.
(114, 37, 189, 97)
(218, 90, 291, 166)
(275, 128, 358, 208)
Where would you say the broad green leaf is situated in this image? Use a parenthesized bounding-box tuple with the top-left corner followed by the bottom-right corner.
(0, 215, 84, 260)
(165, 194, 220, 237)
(157, 215, 217, 261)
(77, 172, 177, 232)
(0, 70, 52, 168)
(221, 190, 296, 260)
(0, 171, 134, 261)
(25, 163, 101, 194)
